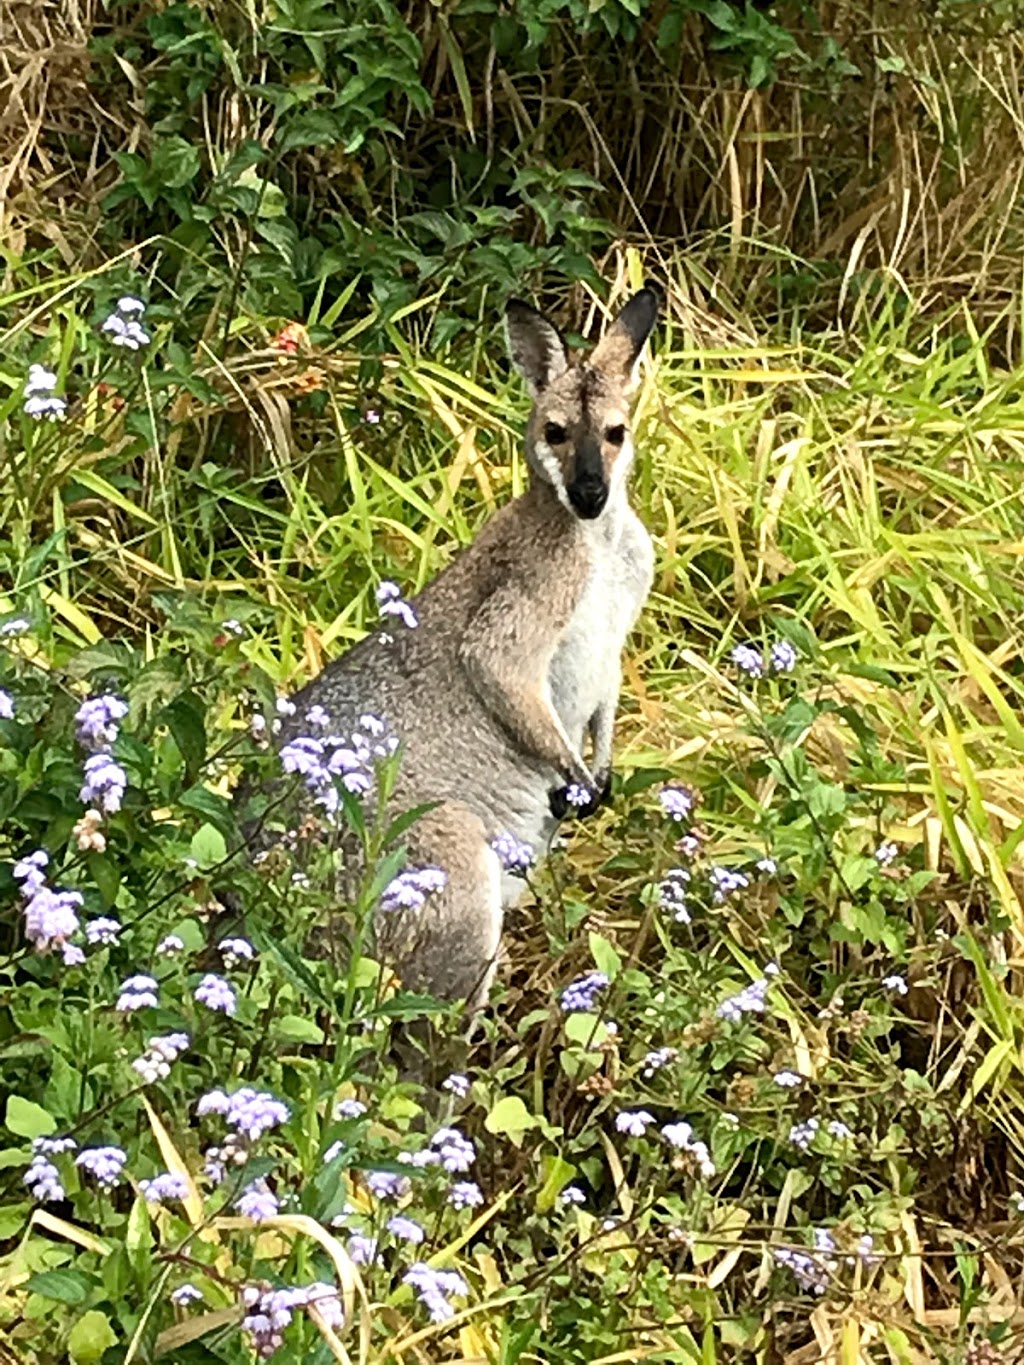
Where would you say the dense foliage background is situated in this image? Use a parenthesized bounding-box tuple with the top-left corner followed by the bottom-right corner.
(4, 1, 1024, 1362)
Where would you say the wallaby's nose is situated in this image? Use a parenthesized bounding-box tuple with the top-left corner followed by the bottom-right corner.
(567, 443, 608, 520)
(567, 476, 608, 519)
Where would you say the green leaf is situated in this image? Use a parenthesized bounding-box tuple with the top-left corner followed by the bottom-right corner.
(25, 1268, 99, 1306)
(484, 1095, 539, 1147)
(588, 931, 621, 980)
(86, 852, 120, 909)
(163, 693, 207, 785)
(274, 1015, 325, 1045)
(536, 1155, 576, 1213)
(68, 1308, 117, 1363)
(5, 1095, 56, 1139)
(189, 822, 227, 869)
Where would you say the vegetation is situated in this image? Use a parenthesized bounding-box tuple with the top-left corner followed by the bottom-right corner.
(4, 2, 1024, 1362)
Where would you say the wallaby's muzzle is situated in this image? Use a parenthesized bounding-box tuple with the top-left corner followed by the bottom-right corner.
(567, 443, 608, 519)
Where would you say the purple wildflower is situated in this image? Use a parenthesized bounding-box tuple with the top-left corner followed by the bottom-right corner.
(379, 866, 447, 914)
(559, 1185, 586, 1206)
(365, 1170, 411, 1201)
(883, 974, 908, 996)
(449, 1181, 483, 1210)
(731, 644, 764, 677)
(560, 971, 609, 1013)
(377, 581, 418, 630)
(156, 934, 184, 956)
(708, 866, 750, 903)
(75, 1146, 127, 1189)
(659, 785, 696, 822)
(874, 841, 898, 866)
(132, 1032, 189, 1083)
(402, 1263, 469, 1324)
(116, 974, 159, 1011)
(80, 752, 127, 814)
(615, 1110, 655, 1137)
(442, 1073, 470, 1099)
(563, 782, 591, 808)
(196, 1087, 288, 1140)
(716, 977, 770, 1021)
(85, 917, 122, 946)
(788, 1117, 820, 1151)
(23, 887, 83, 954)
(774, 1228, 836, 1295)
(770, 639, 798, 673)
(0, 617, 31, 636)
(171, 1283, 203, 1307)
(0, 689, 13, 720)
(387, 1214, 425, 1244)
(347, 1234, 379, 1266)
(24, 1156, 65, 1202)
(661, 1121, 716, 1177)
(658, 867, 691, 923)
(773, 1069, 803, 1088)
(335, 1098, 367, 1119)
(24, 365, 66, 420)
(431, 1126, 475, 1173)
(641, 1046, 678, 1077)
(236, 1181, 281, 1223)
(490, 831, 534, 873)
(13, 849, 48, 896)
(139, 1172, 189, 1204)
(219, 936, 256, 967)
(194, 973, 236, 1015)
(74, 695, 128, 752)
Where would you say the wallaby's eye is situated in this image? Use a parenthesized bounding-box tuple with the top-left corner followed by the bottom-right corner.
(543, 422, 567, 446)
(605, 424, 626, 446)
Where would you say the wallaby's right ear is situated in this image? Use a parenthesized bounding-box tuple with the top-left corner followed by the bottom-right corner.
(505, 299, 568, 396)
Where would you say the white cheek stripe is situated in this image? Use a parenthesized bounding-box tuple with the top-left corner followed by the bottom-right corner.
(535, 439, 575, 514)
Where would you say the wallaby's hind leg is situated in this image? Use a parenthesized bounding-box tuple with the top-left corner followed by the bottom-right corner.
(378, 801, 503, 1009)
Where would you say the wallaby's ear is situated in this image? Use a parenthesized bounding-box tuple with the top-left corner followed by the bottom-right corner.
(505, 299, 569, 395)
(589, 280, 662, 392)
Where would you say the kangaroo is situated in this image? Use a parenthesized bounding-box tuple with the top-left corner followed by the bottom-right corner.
(274, 284, 660, 1007)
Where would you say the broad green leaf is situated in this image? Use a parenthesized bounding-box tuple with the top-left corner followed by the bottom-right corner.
(485, 1095, 539, 1146)
(5, 1095, 56, 1139)
(68, 1309, 117, 1363)
(588, 931, 621, 980)
(25, 1268, 99, 1305)
(189, 822, 227, 869)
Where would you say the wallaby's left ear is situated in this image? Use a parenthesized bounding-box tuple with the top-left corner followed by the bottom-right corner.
(589, 280, 662, 392)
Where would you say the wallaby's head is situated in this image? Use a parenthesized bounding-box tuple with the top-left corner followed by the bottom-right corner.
(505, 284, 660, 520)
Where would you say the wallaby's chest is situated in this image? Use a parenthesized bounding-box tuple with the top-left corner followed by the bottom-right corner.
(547, 507, 653, 736)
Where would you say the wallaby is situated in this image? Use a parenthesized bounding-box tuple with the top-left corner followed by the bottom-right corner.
(274, 283, 660, 1007)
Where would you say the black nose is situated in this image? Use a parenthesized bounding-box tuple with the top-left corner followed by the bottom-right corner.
(567, 476, 608, 519)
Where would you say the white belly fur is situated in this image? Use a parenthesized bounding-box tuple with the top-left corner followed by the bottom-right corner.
(548, 506, 653, 749)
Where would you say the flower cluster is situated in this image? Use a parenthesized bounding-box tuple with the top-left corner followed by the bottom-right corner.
(101, 295, 151, 350)
(23, 364, 66, 420)
(708, 865, 750, 904)
(449, 1180, 483, 1210)
(491, 831, 534, 874)
(15, 850, 84, 963)
(116, 975, 159, 1011)
(615, 1109, 655, 1137)
(431, 1126, 476, 1173)
(641, 1046, 677, 1076)
(75, 1146, 128, 1190)
(242, 1281, 344, 1358)
(197, 1087, 290, 1141)
(74, 694, 129, 753)
(194, 973, 236, 1015)
(377, 580, 418, 630)
(379, 866, 447, 915)
(560, 971, 609, 1013)
(236, 1180, 281, 1222)
(139, 1172, 189, 1204)
(774, 1228, 837, 1295)
(132, 1032, 190, 1084)
(716, 965, 779, 1022)
(279, 715, 396, 817)
(442, 1072, 470, 1098)
(387, 1213, 425, 1244)
(658, 867, 691, 923)
(80, 753, 127, 815)
(658, 784, 697, 823)
(0, 688, 13, 720)
(219, 937, 256, 968)
(788, 1117, 820, 1151)
(402, 1263, 470, 1324)
(24, 1136, 77, 1203)
(731, 639, 799, 677)
(662, 1120, 716, 1178)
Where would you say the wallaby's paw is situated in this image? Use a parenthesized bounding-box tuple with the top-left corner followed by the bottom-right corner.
(548, 771, 611, 820)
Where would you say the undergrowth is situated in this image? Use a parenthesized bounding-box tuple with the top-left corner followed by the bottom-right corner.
(2, 251, 1024, 1364)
